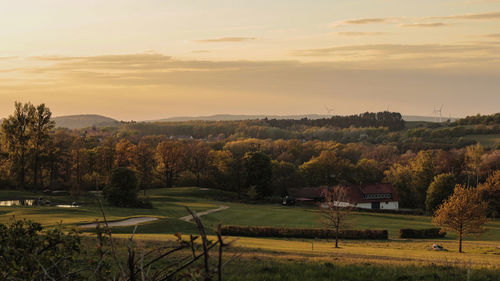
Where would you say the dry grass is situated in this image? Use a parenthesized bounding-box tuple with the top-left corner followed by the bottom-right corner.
(104, 233, 500, 269)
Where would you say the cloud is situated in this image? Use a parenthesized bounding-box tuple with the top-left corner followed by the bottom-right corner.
(1, 53, 499, 119)
(401, 22, 448, 27)
(483, 33, 500, 38)
(334, 32, 388, 36)
(330, 18, 398, 27)
(431, 11, 500, 20)
(290, 42, 500, 58)
(192, 50, 211, 53)
(194, 37, 255, 43)
(332, 11, 500, 28)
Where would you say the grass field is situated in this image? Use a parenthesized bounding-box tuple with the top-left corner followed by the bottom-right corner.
(1, 186, 499, 277)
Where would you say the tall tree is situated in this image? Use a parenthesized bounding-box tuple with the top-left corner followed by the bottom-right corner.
(433, 185, 488, 253)
(186, 141, 210, 187)
(131, 140, 155, 194)
(156, 141, 185, 187)
(477, 171, 500, 218)
(465, 143, 485, 187)
(1, 102, 35, 188)
(425, 173, 456, 213)
(114, 139, 135, 167)
(411, 151, 435, 208)
(244, 151, 273, 197)
(29, 104, 55, 188)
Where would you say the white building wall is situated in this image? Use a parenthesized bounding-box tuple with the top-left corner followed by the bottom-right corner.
(356, 203, 372, 209)
(355, 201, 399, 210)
(380, 201, 399, 210)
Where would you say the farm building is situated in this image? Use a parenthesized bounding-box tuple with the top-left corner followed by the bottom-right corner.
(283, 183, 399, 210)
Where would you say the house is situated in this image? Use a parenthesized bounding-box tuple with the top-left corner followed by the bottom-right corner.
(283, 183, 399, 210)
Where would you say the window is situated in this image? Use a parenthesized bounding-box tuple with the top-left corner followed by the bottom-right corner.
(362, 193, 392, 199)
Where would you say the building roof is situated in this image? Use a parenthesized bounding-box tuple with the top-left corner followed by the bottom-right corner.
(338, 183, 399, 204)
(286, 183, 398, 204)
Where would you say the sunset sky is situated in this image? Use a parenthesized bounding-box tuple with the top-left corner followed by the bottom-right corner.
(1, 0, 500, 120)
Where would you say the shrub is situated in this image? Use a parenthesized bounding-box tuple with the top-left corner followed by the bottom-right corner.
(103, 167, 140, 207)
(399, 228, 446, 239)
(0, 219, 82, 280)
(220, 225, 388, 240)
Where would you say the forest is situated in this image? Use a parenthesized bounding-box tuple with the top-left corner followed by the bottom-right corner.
(1, 102, 499, 213)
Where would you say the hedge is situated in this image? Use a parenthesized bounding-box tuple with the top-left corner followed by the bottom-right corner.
(399, 228, 446, 239)
(220, 225, 388, 240)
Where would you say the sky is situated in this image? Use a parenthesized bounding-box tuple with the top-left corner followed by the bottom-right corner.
(0, 0, 499, 120)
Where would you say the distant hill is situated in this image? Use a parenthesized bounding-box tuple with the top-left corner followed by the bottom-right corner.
(403, 115, 457, 122)
(147, 114, 455, 123)
(149, 114, 330, 122)
(53, 114, 119, 129)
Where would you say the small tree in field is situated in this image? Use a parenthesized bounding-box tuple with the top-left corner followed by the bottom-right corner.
(432, 185, 488, 253)
(321, 186, 351, 248)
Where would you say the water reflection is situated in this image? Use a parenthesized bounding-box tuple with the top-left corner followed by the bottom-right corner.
(0, 200, 36, 206)
(0, 199, 79, 208)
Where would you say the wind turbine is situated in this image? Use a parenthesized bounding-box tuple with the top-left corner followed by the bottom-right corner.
(324, 106, 334, 116)
(433, 104, 444, 123)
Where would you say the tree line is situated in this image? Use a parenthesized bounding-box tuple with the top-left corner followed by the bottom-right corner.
(1, 103, 498, 215)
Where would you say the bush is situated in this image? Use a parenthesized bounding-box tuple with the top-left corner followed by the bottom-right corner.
(220, 225, 388, 240)
(103, 167, 140, 207)
(399, 228, 446, 239)
(0, 219, 82, 280)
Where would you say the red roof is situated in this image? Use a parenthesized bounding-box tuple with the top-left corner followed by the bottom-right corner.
(338, 183, 399, 204)
(287, 183, 398, 204)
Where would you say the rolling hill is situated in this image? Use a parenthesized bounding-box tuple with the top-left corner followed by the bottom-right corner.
(52, 114, 119, 129)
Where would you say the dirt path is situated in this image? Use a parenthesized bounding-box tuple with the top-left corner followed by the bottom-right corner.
(79, 217, 158, 228)
(179, 205, 229, 222)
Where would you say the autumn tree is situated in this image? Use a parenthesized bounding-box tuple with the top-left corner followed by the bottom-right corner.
(95, 137, 116, 184)
(186, 141, 210, 187)
(425, 173, 456, 213)
(156, 141, 186, 187)
(131, 139, 155, 194)
(299, 150, 353, 186)
(465, 143, 485, 186)
(207, 150, 234, 191)
(46, 130, 74, 187)
(29, 104, 55, 188)
(114, 139, 135, 167)
(477, 171, 500, 218)
(355, 158, 383, 184)
(271, 160, 301, 194)
(433, 185, 488, 252)
(321, 186, 351, 248)
(244, 151, 273, 197)
(384, 163, 414, 207)
(411, 151, 435, 208)
(71, 137, 85, 188)
(1, 102, 35, 188)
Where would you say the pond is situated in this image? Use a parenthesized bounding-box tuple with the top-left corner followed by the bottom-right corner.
(0, 199, 80, 208)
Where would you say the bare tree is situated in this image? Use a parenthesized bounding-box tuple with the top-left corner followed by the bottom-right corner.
(321, 186, 351, 248)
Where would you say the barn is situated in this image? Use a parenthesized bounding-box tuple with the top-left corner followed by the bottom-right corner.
(283, 183, 399, 210)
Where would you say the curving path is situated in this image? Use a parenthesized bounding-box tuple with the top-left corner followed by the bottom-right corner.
(179, 205, 229, 222)
(79, 217, 158, 228)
